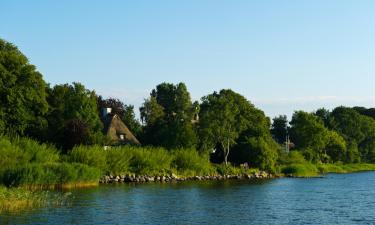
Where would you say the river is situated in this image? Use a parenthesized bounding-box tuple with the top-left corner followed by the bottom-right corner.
(2, 172, 375, 224)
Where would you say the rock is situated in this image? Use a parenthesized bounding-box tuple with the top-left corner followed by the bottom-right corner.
(171, 173, 178, 179)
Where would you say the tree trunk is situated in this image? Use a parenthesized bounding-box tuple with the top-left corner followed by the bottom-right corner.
(223, 139, 230, 166)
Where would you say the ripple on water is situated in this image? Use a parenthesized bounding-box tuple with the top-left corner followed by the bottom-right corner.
(2, 172, 375, 224)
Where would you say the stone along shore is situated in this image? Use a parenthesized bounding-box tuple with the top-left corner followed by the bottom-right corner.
(99, 171, 274, 184)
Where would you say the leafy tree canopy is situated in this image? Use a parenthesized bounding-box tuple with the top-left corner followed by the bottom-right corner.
(199, 89, 273, 165)
(0, 39, 48, 136)
(140, 82, 197, 149)
(46, 82, 103, 149)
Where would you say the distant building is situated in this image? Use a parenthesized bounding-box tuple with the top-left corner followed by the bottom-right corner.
(101, 108, 140, 146)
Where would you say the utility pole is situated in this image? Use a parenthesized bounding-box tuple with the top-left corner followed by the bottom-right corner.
(285, 123, 290, 154)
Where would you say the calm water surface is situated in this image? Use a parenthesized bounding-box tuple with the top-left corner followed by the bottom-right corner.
(2, 172, 375, 225)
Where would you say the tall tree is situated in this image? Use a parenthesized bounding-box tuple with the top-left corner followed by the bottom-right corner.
(0, 39, 49, 137)
(198, 89, 272, 165)
(330, 106, 375, 162)
(140, 82, 197, 149)
(46, 83, 103, 149)
(271, 115, 288, 144)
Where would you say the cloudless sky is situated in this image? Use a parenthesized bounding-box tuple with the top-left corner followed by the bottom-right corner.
(1, 0, 375, 119)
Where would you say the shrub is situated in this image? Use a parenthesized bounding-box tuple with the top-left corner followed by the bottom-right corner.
(67, 145, 106, 171)
(172, 149, 214, 176)
(281, 163, 318, 177)
(105, 148, 133, 175)
(1, 163, 101, 187)
(130, 146, 172, 175)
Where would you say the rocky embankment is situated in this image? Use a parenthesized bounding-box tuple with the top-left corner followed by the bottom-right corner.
(99, 171, 274, 184)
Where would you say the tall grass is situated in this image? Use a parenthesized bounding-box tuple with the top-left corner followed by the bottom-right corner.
(67, 145, 216, 176)
(0, 186, 69, 213)
(172, 148, 215, 176)
(1, 163, 101, 188)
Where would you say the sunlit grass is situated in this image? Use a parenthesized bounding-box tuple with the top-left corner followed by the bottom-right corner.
(0, 186, 69, 213)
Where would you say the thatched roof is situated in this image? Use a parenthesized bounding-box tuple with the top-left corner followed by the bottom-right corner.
(103, 114, 140, 145)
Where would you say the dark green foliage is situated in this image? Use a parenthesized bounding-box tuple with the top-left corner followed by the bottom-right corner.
(0, 39, 49, 137)
(62, 119, 90, 151)
(289, 111, 328, 151)
(199, 89, 275, 165)
(330, 107, 375, 162)
(140, 83, 197, 149)
(353, 107, 375, 120)
(271, 115, 288, 144)
(46, 83, 104, 149)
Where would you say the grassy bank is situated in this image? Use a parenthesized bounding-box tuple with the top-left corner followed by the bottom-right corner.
(280, 163, 375, 177)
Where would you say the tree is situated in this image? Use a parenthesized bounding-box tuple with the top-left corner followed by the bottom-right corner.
(198, 89, 272, 165)
(271, 115, 288, 144)
(0, 39, 49, 137)
(98, 97, 142, 137)
(315, 108, 332, 128)
(330, 106, 375, 162)
(46, 83, 103, 149)
(325, 130, 347, 162)
(62, 118, 90, 152)
(140, 82, 197, 149)
(289, 111, 328, 151)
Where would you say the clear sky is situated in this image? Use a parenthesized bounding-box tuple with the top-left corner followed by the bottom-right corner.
(1, 0, 375, 119)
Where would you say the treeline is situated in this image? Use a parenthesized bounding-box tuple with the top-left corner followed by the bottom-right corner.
(2, 38, 375, 174)
(0, 39, 277, 171)
(272, 107, 375, 164)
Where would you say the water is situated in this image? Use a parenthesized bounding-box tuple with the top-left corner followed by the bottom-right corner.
(2, 172, 375, 225)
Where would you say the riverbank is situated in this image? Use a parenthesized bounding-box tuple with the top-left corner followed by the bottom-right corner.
(281, 163, 375, 177)
(99, 171, 274, 184)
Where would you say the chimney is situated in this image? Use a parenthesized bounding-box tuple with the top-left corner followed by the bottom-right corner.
(101, 108, 112, 118)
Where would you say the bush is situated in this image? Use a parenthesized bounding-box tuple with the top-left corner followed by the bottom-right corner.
(0, 136, 60, 180)
(172, 149, 214, 176)
(67, 145, 106, 171)
(130, 146, 172, 175)
(1, 163, 101, 187)
(105, 147, 133, 175)
(281, 163, 318, 177)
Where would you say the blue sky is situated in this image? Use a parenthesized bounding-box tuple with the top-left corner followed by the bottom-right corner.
(1, 0, 375, 119)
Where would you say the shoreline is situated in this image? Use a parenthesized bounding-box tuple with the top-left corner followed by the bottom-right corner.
(99, 171, 275, 184)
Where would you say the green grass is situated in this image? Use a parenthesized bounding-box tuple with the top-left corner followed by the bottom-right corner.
(1, 163, 101, 189)
(0, 186, 68, 213)
(318, 163, 375, 174)
(281, 163, 319, 177)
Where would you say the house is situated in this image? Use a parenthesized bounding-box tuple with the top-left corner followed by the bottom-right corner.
(101, 108, 140, 146)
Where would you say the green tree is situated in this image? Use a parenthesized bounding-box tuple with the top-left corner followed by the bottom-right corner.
(271, 115, 288, 144)
(315, 108, 332, 128)
(0, 39, 48, 137)
(330, 106, 375, 162)
(46, 83, 103, 149)
(325, 130, 347, 162)
(198, 89, 272, 165)
(140, 82, 197, 149)
(289, 111, 328, 151)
